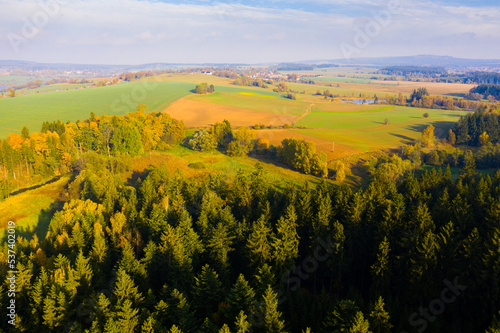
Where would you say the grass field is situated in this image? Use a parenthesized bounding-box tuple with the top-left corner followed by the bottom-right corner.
(187, 91, 308, 116)
(14, 83, 93, 95)
(294, 106, 468, 152)
(0, 176, 69, 241)
(0, 75, 52, 86)
(0, 81, 195, 137)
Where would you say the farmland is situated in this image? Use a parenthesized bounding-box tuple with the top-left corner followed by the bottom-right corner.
(0, 81, 194, 137)
(0, 71, 477, 161)
(293, 105, 468, 151)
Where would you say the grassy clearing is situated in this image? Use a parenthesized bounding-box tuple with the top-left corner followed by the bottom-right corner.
(164, 145, 334, 190)
(0, 176, 69, 241)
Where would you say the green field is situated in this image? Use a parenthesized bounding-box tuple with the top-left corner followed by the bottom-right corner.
(294, 106, 468, 151)
(187, 91, 309, 116)
(0, 176, 69, 241)
(0, 75, 52, 86)
(0, 81, 195, 137)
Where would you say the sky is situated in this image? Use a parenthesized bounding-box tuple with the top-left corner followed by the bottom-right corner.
(0, 0, 499, 64)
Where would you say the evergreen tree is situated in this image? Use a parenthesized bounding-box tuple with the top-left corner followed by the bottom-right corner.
(192, 265, 224, 320)
(368, 297, 392, 333)
(258, 285, 285, 333)
(272, 206, 300, 272)
(223, 274, 256, 324)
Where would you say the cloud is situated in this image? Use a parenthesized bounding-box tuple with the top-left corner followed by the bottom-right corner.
(0, 0, 498, 63)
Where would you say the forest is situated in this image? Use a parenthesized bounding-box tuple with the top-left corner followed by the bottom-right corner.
(380, 66, 448, 78)
(1, 148, 500, 332)
(0, 107, 499, 332)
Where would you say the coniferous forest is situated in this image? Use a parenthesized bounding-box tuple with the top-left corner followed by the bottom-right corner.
(1, 119, 500, 332)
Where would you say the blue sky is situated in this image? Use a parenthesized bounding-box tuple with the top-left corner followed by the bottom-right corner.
(0, 0, 499, 64)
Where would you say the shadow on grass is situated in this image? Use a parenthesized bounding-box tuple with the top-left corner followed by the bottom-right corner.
(9, 176, 61, 197)
(1, 200, 64, 243)
(445, 93, 466, 98)
(407, 120, 458, 135)
(389, 133, 415, 145)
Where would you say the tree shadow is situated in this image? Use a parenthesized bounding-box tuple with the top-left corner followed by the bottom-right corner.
(1, 200, 64, 243)
(407, 120, 457, 134)
(388, 133, 415, 145)
(445, 93, 466, 98)
(9, 176, 61, 196)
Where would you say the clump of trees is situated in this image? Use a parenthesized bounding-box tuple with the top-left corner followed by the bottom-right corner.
(277, 138, 328, 177)
(467, 84, 500, 101)
(273, 81, 289, 93)
(453, 106, 500, 146)
(187, 120, 256, 157)
(195, 82, 215, 94)
(188, 130, 217, 152)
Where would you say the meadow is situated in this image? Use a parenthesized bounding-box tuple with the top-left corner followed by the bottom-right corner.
(0, 81, 195, 137)
(293, 105, 468, 151)
(0, 176, 69, 241)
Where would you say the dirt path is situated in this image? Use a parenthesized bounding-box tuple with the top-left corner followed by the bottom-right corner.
(293, 103, 313, 125)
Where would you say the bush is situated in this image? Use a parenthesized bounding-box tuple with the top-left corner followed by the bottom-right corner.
(188, 162, 206, 169)
(227, 141, 249, 157)
(427, 150, 441, 166)
(330, 161, 346, 182)
(423, 112, 429, 118)
(188, 130, 217, 152)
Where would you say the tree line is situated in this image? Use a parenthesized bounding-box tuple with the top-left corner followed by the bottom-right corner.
(0, 107, 185, 200)
(468, 84, 500, 101)
(454, 106, 500, 146)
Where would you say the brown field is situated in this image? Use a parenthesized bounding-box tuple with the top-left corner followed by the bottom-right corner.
(163, 97, 299, 128)
(255, 129, 361, 160)
(378, 80, 476, 96)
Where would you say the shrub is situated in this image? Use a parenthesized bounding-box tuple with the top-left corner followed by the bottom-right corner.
(188, 130, 217, 152)
(188, 162, 206, 169)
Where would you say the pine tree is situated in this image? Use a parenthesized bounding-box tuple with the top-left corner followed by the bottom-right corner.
(74, 250, 93, 292)
(371, 237, 391, 297)
(207, 222, 235, 272)
(486, 311, 500, 333)
(30, 267, 49, 329)
(349, 311, 371, 333)
(323, 300, 359, 331)
(272, 205, 300, 272)
(114, 299, 139, 333)
(259, 285, 285, 333)
(192, 265, 224, 319)
(223, 274, 256, 323)
(219, 324, 231, 333)
(235, 311, 251, 333)
(113, 269, 144, 307)
(247, 215, 274, 266)
(368, 297, 392, 333)
(169, 325, 183, 333)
